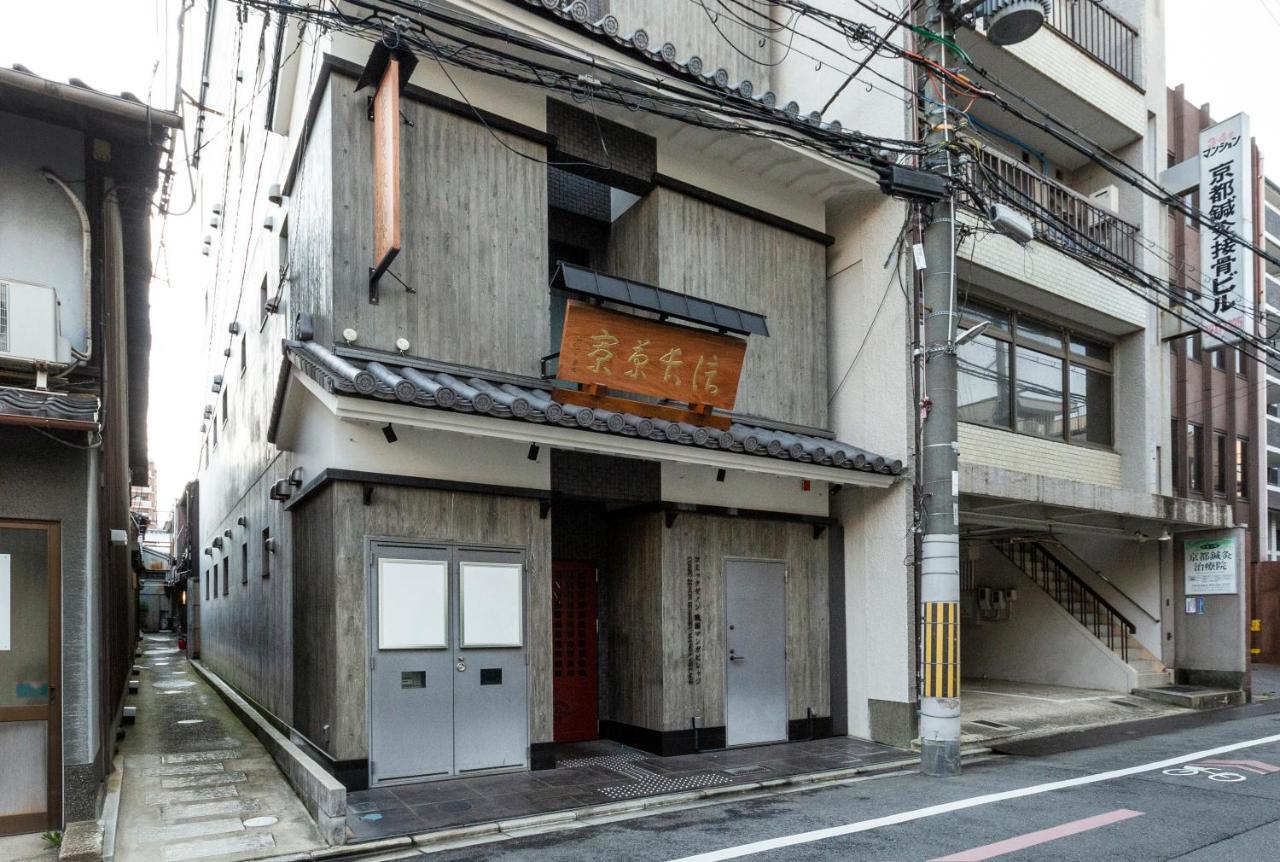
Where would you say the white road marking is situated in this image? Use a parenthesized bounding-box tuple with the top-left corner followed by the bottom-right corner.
(668, 731, 1280, 862)
(964, 689, 1115, 704)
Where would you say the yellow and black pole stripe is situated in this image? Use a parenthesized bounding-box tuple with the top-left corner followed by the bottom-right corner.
(921, 601, 960, 699)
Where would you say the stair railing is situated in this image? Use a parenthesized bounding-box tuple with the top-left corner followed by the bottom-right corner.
(991, 539, 1135, 663)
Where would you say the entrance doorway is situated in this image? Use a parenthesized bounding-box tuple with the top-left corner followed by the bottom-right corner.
(0, 520, 61, 836)
(368, 542, 528, 786)
(552, 561, 598, 742)
(725, 559, 787, 747)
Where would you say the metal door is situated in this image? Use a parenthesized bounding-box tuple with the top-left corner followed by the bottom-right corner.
(453, 549, 528, 772)
(0, 521, 60, 836)
(725, 559, 787, 747)
(369, 544, 453, 782)
(552, 561, 598, 742)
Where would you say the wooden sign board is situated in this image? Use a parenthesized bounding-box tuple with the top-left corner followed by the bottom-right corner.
(556, 300, 747, 420)
(370, 56, 401, 299)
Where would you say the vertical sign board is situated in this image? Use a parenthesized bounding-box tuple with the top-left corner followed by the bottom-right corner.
(0, 553, 8, 651)
(1198, 114, 1253, 348)
(1185, 536, 1239, 596)
(370, 56, 402, 301)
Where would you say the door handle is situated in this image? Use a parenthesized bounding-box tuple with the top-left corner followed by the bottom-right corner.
(729, 653, 745, 662)
(456, 660, 467, 672)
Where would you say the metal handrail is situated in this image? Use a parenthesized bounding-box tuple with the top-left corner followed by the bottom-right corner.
(1047, 0, 1140, 86)
(975, 146, 1139, 266)
(992, 539, 1134, 662)
(1040, 537, 1161, 624)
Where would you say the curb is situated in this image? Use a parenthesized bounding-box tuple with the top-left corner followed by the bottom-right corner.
(256, 753, 993, 860)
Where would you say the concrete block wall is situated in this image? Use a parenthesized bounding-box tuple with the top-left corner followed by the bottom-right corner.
(959, 423, 1123, 487)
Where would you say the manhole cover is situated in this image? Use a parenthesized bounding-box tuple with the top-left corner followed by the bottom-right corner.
(724, 765, 770, 776)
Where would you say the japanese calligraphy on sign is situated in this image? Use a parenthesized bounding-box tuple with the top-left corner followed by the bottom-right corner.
(686, 555, 703, 686)
(1197, 114, 1253, 348)
(557, 300, 748, 411)
(1185, 536, 1238, 596)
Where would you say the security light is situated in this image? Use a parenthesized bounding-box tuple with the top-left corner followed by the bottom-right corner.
(382, 423, 398, 444)
(955, 321, 990, 348)
(527, 443, 540, 462)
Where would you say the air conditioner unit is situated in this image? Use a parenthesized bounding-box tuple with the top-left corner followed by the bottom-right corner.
(1091, 184, 1120, 213)
(0, 278, 70, 365)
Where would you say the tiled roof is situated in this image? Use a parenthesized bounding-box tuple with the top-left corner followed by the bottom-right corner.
(286, 341, 903, 477)
(517, 0, 846, 131)
(0, 386, 99, 427)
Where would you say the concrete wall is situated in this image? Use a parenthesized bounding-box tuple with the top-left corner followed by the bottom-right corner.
(964, 545, 1134, 692)
(959, 423, 1124, 488)
(1174, 528, 1248, 689)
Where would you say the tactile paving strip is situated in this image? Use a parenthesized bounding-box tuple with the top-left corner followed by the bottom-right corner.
(557, 749, 735, 799)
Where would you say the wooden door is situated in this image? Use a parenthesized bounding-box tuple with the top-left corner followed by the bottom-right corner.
(0, 520, 61, 835)
(552, 561, 598, 743)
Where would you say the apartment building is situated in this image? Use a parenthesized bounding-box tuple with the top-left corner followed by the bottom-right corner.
(186, 0, 1246, 813)
(0, 68, 177, 834)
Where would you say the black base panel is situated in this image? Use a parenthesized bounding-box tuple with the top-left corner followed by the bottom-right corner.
(530, 742, 557, 771)
(788, 715, 834, 741)
(599, 720, 727, 756)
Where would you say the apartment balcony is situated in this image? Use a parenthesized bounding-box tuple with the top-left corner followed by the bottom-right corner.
(959, 147, 1146, 333)
(956, 2, 1145, 175)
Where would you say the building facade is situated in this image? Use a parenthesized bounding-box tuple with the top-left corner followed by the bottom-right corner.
(187, 0, 1249, 804)
(0, 69, 177, 834)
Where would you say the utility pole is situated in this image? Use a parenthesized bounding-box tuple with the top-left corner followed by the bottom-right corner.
(918, 0, 962, 777)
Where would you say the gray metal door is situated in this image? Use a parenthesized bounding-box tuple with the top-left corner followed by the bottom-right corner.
(369, 544, 454, 782)
(453, 548, 528, 772)
(725, 559, 787, 746)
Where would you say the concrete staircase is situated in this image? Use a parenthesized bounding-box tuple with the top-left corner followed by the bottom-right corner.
(993, 540, 1171, 692)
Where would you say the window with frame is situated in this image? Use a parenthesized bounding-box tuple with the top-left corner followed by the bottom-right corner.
(957, 298, 1113, 446)
(261, 527, 271, 578)
(1237, 437, 1249, 497)
(1213, 431, 1227, 495)
(222, 558, 229, 596)
(241, 542, 249, 585)
(1186, 334, 1201, 362)
(1171, 418, 1181, 489)
(1187, 423, 1204, 492)
(212, 562, 219, 599)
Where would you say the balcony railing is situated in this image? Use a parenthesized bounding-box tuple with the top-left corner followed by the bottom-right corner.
(1047, 1, 1140, 86)
(974, 147, 1138, 266)
(1266, 205, 1280, 241)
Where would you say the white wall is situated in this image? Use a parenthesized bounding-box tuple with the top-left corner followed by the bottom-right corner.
(0, 113, 88, 355)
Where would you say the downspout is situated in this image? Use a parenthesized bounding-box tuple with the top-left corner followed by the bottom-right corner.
(41, 168, 92, 364)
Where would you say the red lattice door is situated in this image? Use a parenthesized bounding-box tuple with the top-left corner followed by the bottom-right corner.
(552, 561, 598, 742)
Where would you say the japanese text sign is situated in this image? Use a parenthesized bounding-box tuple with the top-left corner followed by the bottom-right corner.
(1198, 113, 1253, 348)
(1185, 536, 1238, 596)
(558, 300, 747, 410)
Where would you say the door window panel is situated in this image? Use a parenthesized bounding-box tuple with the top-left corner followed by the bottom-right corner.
(1068, 364, 1113, 445)
(377, 559, 448, 649)
(460, 562, 523, 648)
(0, 529, 48, 708)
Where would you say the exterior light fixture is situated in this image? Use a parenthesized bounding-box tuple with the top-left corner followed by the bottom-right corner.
(968, 0, 1050, 46)
(955, 321, 990, 348)
(527, 443, 540, 462)
(382, 423, 398, 444)
(267, 183, 283, 205)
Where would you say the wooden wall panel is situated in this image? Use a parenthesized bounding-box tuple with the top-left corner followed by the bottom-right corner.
(602, 513, 665, 730)
(657, 188, 828, 428)
(329, 71, 549, 376)
(603, 191, 660, 286)
(290, 485, 336, 751)
(325, 482, 552, 760)
(659, 514, 829, 731)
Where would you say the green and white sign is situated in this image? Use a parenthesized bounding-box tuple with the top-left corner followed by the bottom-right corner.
(1185, 536, 1238, 595)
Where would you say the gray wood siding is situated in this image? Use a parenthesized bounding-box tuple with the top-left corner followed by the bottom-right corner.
(198, 460, 296, 724)
(290, 484, 336, 752)
(608, 0, 773, 94)
(602, 513, 665, 730)
(604, 192, 660, 286)
(329, 71, 549, 375)
(660, 514, 829, 730)
(657, 188, 828, 427)
(319, 482, 552, 760)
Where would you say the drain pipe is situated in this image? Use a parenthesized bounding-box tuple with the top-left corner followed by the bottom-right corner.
(41, 168, 92, 364)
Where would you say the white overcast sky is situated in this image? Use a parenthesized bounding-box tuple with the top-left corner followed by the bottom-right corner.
(0, 0, 1275, 509)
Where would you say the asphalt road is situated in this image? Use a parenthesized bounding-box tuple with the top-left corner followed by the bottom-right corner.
(429, 706, 1280, 860)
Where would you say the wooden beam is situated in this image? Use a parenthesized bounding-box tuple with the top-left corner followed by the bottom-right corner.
(370, 56, 401, 304)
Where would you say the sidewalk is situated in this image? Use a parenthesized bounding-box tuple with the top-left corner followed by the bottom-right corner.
(111, 634, 324, 862)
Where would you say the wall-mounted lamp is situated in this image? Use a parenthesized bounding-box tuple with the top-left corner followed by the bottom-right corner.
(211, 537, 224, 550)
(288, 467, 305, 487)
(236, 516, 247, 527)
(269, 479, 292, 501)
(715, 468, 726, 483)
(527, 443, 540, 462)
(211, 375, 223, 393)
(222, 529, 233, 540)
(382, 423, 398, 444)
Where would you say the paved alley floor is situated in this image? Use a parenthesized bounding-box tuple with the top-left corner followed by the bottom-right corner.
(112, 633, 323, 862)
(961, 678, 1192, 744)
(1250, 662, 1280, 699)
(0, 832, 58, 862)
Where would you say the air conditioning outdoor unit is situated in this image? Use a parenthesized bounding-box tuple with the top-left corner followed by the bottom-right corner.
(1091, 184, 1119, 213)
(0, 278, 70, 366)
